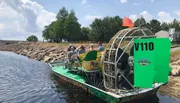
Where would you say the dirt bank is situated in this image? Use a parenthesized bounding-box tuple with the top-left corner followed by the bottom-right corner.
(159, 54, 180, 99)
(0, 42, 179, 99)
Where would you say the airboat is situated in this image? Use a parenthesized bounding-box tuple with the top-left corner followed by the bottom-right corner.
(49, 27, 170, 103)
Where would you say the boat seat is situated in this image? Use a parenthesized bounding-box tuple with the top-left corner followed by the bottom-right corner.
(81, 50, 101, 71)
(83, 50, 98, 61)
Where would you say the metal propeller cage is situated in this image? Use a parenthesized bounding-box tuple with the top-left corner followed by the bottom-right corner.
(102, 27, 156, 93)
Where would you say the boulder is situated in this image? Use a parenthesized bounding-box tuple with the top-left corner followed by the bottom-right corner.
(22, 49, 29, 53)
(46, 47, 57, 53)
(49, 53, 59, 57)
(49, 58, 56, 63)
(171, 60, 180, 65)
(170, 66, 180, 76)
(43, 56, 52, 62)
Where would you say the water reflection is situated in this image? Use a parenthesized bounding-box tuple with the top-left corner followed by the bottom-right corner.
(52, 74, 105, 103)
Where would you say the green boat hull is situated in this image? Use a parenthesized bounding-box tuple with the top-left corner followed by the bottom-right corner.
(49, 62, 163, 103)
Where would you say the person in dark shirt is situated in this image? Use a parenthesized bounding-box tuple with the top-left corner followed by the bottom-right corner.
(75, 45, 86, 54)
(67, 46, 77, 60)
(67, 44, 76, 52)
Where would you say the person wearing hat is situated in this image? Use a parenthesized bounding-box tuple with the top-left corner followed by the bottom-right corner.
(89, 43, 94, 51)
(97, 41, 104, 52)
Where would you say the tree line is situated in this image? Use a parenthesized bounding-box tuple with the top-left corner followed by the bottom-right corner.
(42, 7, 180, 43)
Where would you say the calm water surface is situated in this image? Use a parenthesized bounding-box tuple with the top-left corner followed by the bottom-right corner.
(0, 51, 179, 103)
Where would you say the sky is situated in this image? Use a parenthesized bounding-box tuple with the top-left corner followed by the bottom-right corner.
(0, 0, 180, 40)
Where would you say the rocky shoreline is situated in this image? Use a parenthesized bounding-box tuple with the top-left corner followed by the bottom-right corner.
(0, 42, 179, 99)
(0, 42, 66, 63)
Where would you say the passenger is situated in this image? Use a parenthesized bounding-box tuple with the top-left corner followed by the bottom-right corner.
(67, 44, 76, 52)
(89, 43, 94, 51)
(75, 45, 86, 54)
(68, 46, 78, 61)
(97, 41, 104, 52)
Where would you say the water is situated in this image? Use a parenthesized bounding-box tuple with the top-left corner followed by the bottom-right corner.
(0, 51, 179, 103)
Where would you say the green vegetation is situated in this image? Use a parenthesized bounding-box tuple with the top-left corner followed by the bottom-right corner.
(42, 7, 180, 43)
(43, 7, 81, 42)
(26, 35, 38, 42)
(89, 16, 125, 42)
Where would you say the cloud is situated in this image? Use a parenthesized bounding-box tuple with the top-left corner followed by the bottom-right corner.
(0, 3, 18, 18)
(129, 11, 176, 24)
(36, 10, 56, 30)
(129, 14, 138, 22)
(85, 15, 103, 21)
(0, 23, 4, 31)
(140, 11, 153, 22)
(158, 11, 173, 23)
(174, 10, 180, 17)
(120, 0, 127, 4)
(82, 0, 87, 4)
(0, 0, 56, 40)
(129, 11, 153, 22)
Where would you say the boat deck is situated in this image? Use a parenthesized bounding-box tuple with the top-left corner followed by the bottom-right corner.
(52, 66, 87, 83)
(49, 62, 163, 103)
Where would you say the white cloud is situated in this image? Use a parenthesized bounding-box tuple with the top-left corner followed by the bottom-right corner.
(0, 0, 56, 40)
(121, 0, 127, 4)
(140, 11, 153, 22)
(82, 0, 87, 4)
(0, 3, 18, 18)
(130, 11, 176, 24)
(36, 10, 56, 30)
(174, 10, 180, 17)
(85, 15, 103, 21)
(158, 11, 173, 23)
(129, 14, 137, 22)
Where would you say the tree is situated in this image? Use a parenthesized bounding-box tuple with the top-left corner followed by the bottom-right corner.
(89, 18, 104, 41)
(66, 10, 81, 41)
(42, 21, 58, 42)
(134, 17, 147, 27)
(161, 22, 169, 30)
(56, 7, 69, 21)
(146, 19, 161, 33)
(80, 27, 90, 41)
(55, 7, 69, 42)
(42, 25, 50, 40)
(169, 19, 180, 30)
(26, 35, 38, 42)
(89, 16, 123, 42)
(42, 7, 81, 42)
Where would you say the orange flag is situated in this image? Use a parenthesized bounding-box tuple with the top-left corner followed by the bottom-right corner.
(122, 17, 134, 28)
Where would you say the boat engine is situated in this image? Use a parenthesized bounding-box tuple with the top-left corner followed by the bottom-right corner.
(102, 27, 155, 93)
